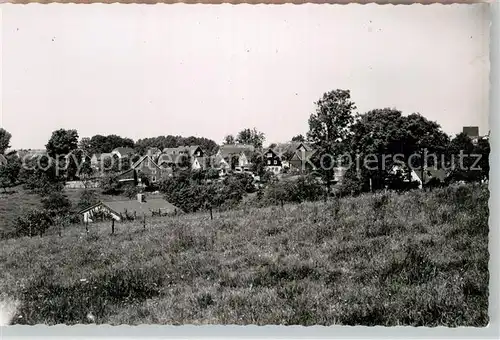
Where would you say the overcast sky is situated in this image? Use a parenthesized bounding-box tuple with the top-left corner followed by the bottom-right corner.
(0, 4, 490, 150)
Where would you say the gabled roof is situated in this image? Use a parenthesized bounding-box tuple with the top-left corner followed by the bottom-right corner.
(217, 144, 255, 158)
(116, 168, 136, 182)
(263, 148, 282, 160)
(213, 154, 230, 168)
(162, 145, 202, 157)
(131, 155, 162, 170)
(112, 147, 135, 156)
(290, 149, 316, 162)
(295, 142, 314, 151)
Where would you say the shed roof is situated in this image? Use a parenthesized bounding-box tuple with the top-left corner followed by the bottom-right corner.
(79, 198, 181, 216)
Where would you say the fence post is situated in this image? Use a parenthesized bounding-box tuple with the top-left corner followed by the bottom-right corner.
(134, 211, 137, 220)
(111, 219, 115, 235)
(85, 220, 89, 234)
(210, 206, 213, 220)
(143, 213, 146, 230)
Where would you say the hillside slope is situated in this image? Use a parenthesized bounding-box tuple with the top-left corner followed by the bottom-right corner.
(0, 184, 489, 326)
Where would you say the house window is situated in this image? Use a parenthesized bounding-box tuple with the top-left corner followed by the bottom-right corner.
(274, 160, 277, 165)
(267, 153, 273, 158)
(267, 160, 271, 165)
(152, 169, 157, 174)
(152, 176, 157, 182)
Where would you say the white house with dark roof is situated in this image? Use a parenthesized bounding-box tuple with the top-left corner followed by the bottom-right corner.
(215, 144, 255, 170)
(159, 145, 206, 170)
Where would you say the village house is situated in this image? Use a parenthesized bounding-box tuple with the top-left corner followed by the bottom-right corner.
(79, 193, 181, 223)
(263, 147, 283, 175)
(145, 147, 162, 159)
(111, 147, 135, 159)
(116, 155, 170, 187)
(289, 142, 317, 173)
(159, 145, 206, 170)
(90, 153, 113, 168)
(131, 155, 169, 184)
(214, 144, 255, 172)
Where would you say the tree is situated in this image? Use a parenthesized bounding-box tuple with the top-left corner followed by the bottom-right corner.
(21, 155, 65, 196)
(307, 89, 356, 195)
(0, 128, 12, 154)
(99, 173, 120, 195)
(233, 173, 256, 193)
(474, 138, 490, 181)
(46, 129, 79, 158)
(88, 134, 134, 154)
(447, 133, 481, 183)
(402, 113, 450, 187)
(77, 189, 99, 210)
(223, 135, 236, 145)
(291, 134, 305, 143)
(264, 180, 292, 207)
(0, 156, 21, 192)
(250, 152, 266, 177)
(41, 191, 72, 217)
(338, 167, 365, 196)
(349, 109, 449, 191)
(236, 128, 265, 149)
(78, 137, 92, 155)
(294, 175, 324, 202)
(15, 209, 53, 237)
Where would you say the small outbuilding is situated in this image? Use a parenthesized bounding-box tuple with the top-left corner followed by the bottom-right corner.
(79, 194, 181, 223)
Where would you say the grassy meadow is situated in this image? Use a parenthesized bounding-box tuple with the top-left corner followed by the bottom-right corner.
(0, 184, 489, 326)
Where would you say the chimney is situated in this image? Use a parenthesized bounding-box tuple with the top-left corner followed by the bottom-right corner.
(137, 193, 145, 203)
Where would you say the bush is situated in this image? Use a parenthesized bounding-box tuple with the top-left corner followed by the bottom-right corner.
(124, 186, 141, 200)
(160, 171, 246, 213)
(15, 209, 53, 237)
(232, 173, 256, 193)
(339, 167, 364, 196)
(77, 190, 100, 210)
(41, 192, 72, 217)
(99, 173, 120, 195)
(294, 175, 324, 202)
(263, 175, 323, 206)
